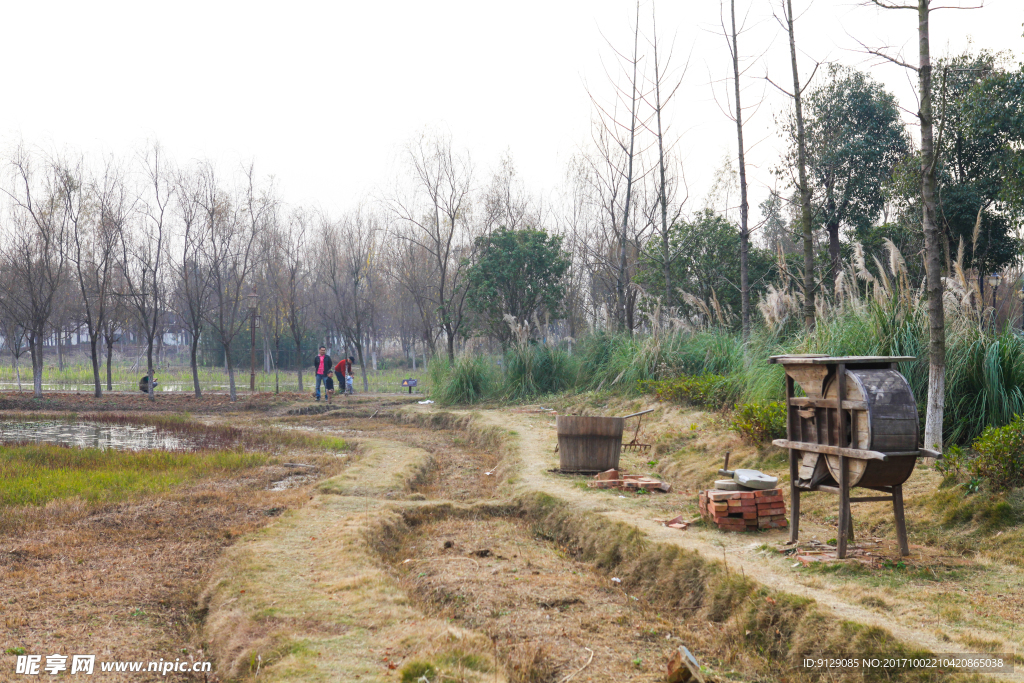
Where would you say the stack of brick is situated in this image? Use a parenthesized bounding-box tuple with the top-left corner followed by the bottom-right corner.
(698, 488, 788, 531)
(588, 469, 672, 492)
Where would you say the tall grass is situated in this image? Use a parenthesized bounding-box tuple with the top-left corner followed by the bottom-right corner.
(431, 303, 1024, 446)
(503, 344, 577, 401)
(418, 240, 1024, 445)
(428, 355, 499, 405)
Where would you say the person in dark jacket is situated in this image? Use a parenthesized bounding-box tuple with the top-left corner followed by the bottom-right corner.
(312, 346, 333, 401)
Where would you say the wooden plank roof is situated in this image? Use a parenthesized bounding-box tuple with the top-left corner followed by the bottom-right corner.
(768, 355, 916, 365)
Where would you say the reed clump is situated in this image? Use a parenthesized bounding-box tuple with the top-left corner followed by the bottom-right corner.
(430, 240, 1024, 447)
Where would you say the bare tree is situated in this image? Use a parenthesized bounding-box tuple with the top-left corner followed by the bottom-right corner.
(768, 0, 820, 330)
(2, 147, 71, 397)
(717, 0, 764, 339)
(0, 302, 29, 391)
(857, 0, 985, 452)
(66, 157, 123, 396)
(642, 1, 688, 328)
(387, 131, 474, 361)
(320, 207, 379, 392)
(118, 144, 170, 402)
(202, 163, 272, 401)
(481, 152, 540, 233)
(277, 208, 312, 392)
(171, 165, 213, 396)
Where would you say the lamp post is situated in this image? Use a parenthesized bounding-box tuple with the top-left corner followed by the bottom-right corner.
(248, 289, 259, 391)
(987, 272, 1002, 332)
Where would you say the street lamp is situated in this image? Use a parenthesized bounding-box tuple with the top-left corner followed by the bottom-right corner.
(248, 289, 259, 391)
(987, 272, 1002, 331)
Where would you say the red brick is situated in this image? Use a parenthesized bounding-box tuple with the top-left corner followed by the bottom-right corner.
(741, 511, 757, 519)
(708, 491, 739, 502)
(737, 491, 756, 499)
(753, 488, 781, 497)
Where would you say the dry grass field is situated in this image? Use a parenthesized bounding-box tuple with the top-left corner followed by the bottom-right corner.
(2, 391, 1020, 682)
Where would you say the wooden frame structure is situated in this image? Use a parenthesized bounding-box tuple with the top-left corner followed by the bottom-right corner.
(769, 355, 938, 558)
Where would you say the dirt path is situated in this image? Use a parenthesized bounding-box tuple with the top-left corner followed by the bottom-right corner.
(470, 408, 1024, 679)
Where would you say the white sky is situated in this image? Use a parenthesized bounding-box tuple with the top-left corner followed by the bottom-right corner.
(2, 1, 1021, 228)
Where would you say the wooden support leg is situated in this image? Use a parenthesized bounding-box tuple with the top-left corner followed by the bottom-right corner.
(893, 484, 909, 556)
(789, 449, 800, 543)
(848, 509, 855, 543)
(837, 456, 849, 559)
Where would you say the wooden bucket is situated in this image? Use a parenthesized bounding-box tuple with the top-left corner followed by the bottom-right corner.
(556, 415, 624, 472)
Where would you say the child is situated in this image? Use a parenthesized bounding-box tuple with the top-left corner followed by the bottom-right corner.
(323, 371, 335, 404)
(346, 356, 356, 395)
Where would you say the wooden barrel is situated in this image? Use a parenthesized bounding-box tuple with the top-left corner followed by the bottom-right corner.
(820, 368, 919, 487)
(556, 415, 624, 472)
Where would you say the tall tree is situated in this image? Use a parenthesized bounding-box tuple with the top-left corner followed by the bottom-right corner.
(786, 64, 910, 285)
(644, 0, 687, 328)
(465, 227, 570, 345)
(171, 165, 213, 397)
(321, 208, 379, 392)
(718, 0, 762, 338)
(388, 131, 474, 361)
(119, 144, 171, 402)
(935, 51, 1022, 293)
(202, 164, 271, 401)
(860, 0, 985, 452)
(275, 208, 312, 392)
(70, 157, 123, 397)
(3, 148, 71, 398)
(770, 0, 818, 330)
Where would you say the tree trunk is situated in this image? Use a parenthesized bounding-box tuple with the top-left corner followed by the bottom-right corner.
(732, 0, 751, 340)
(89, 333, 102, 398)
(786, 0, 816, 330)
(356, 344, 369, 393)
(106, 338, 114, 390)
(190, 333, 202, 397)
(920, 0, 945, 452)
(617, 1, 641, 333)
(225, 340, 237, 402)
(32, 333, 43, 398)
(827, 220, 841, 288)
(146, 337, 155, 403)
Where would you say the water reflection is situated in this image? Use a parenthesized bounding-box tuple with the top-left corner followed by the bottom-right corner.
(0, 420, 191, 451)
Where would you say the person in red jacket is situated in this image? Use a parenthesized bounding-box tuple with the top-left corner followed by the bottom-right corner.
(335, 358, 356, 395)
(334, 357, 350, 395)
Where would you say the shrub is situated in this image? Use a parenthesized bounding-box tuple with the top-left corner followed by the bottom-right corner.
(503, 343, 577, 400)
(429, 355, 498, 405)
(969, 414, 1024, 490)
(640, 374, 739, 410)
(731, 401, 787, 443)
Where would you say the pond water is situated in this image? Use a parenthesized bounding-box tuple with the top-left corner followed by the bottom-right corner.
(0, 420, 193, 451)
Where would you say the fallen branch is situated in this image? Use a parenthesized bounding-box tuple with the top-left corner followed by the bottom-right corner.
(559, 647, 594, 683)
